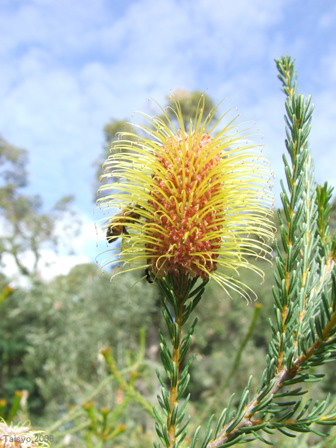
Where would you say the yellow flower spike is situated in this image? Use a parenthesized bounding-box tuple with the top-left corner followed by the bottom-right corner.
(98, 99, 274, 299)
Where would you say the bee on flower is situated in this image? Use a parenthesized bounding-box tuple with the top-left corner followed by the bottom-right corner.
(106, 205, 142, 243)
(98, 98, 274, 299)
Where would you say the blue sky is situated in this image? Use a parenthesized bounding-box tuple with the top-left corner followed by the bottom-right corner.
(1, 0, 336, 275)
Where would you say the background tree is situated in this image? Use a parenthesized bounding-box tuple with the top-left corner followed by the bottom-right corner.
(0, 136, 75, 279)
(0, 135, 77, 418)
(95, 120, 139, 190)
(157, 90, 217, 130)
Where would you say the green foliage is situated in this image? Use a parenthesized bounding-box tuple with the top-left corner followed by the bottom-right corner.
(20, 265, 157, 413)
(0, 287, 46, 416)
(103, 120, 139, 148)
(95, 120, 139, 192)
(46, 326, 152, 447)
(197, 56, 336, 448)
(0, 264, 160, 445)
(0, 136, 27, 189)
(153, 275, 209, 448)
(157, 90, 217, 130)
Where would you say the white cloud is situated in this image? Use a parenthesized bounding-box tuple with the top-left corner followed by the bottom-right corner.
(0, 0, 335, 222)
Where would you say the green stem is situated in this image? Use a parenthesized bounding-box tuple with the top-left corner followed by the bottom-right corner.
(167, 297, 184, 447)
(155, 274, 207, 448)
(207, 302, 336, 448)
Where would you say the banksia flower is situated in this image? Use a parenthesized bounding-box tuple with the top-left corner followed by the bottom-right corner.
(0, 419, 50, 447)
(98, 101, 274, 298)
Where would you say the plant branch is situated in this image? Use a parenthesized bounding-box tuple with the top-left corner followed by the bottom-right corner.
(206, 281, 336, 447)
(154, 274, 208, 448)
(204, 55, 336, 448)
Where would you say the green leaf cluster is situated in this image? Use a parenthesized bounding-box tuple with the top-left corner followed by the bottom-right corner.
(197, 56, 336, 448)
(154, 276, 209, 448)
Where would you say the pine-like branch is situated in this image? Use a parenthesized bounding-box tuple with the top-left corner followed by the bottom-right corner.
(154, 274, 208, 448)
(202, 56, 336, 448)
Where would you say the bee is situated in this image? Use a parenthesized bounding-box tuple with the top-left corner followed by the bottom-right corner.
(145, 267, 154, 284)
(106, 206, 141, 243)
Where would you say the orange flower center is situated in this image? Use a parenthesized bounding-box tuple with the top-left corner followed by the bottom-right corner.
(146, 133, 224, 278)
